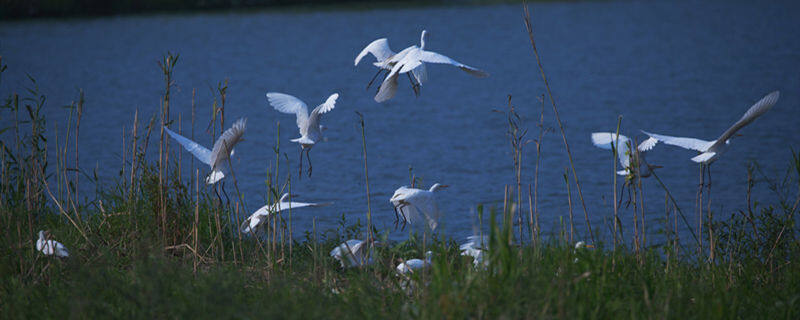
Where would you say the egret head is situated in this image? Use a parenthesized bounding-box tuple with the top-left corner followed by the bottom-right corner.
(429, 183, 449, 192)
(278, 193, 292, 202)
(574, 241, 595, 249)
(38, 230, 46, 240)
(424, 250, 433, 262)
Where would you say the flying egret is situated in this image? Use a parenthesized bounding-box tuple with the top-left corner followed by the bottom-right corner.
(460, 235, 488, 268)
(354, 38, 423, 96)
(330, 239, 375, 268)
(164, 118, 246, 185)
(266, 92, 338, 178)
(591, 132, 659, 178)
(642, 90, 780, 184)
(396, 251, 432, 275)
(389, 183, 448, 231)
(36, 230, 69, 258)
(240, 193, 331, 235)
(374, 30, 488, 102)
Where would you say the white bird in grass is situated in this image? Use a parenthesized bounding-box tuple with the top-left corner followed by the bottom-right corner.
(36, 230, 69, 258)
(266, 92, 338, 178)
(460, 235, 488, 268)
(591, 132, 659, 178)
(396, 251, 433, 275)
(642, 91, 780, 184)
(330, 239, 375, 268)
(374, 30, 488, 102)
(165, 118, 246, 185)
(389, 183, 448, 231)
(240, 193, 332, 235)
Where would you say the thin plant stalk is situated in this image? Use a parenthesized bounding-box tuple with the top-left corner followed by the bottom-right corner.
(523, 5, 594, 243)
(355, 111, 374, 243)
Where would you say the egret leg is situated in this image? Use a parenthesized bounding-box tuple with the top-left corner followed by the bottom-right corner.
(406, 73, 420, 97)
(221, 181, 232, 206)
(366, 69, 385, 90)
(297, 148, 303, 179)
(214, 183, 223, 206)
(306, 149, 313, 178)
(392, 205, 401, 230)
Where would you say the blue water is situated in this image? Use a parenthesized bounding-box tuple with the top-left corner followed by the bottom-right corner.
(1, 1, 799, 243)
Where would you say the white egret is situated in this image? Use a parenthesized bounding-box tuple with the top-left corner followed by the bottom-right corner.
(642, 90, 780, 183)
(459, 235, 488, 268)
(164, 118, 246, 185)
(240, 193, 331, 235)
(389, 183, 448, 231)
(396, 251, 432, 275)
(354, 38, 423, 95)
(591, 132, 659, 178)
(266, 92, 338, 177)
(330, 239, 375, 268)
(573, 241, 594, 263)
(36, 230, 69, 258)
(374, 30, 488, 102)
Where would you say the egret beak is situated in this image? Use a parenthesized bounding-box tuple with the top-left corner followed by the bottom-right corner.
(585, 244, 595, 249)
(650, 165, 663, 169)
(439, 185, 450, 189)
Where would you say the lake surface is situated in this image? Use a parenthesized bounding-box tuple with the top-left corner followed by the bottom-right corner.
(1, 1, 799, 243)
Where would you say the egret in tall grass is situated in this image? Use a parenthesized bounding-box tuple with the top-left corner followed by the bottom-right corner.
(354, 38, 422, 95)
(642, 90, 780, 184)
(396, 251, 432, 275)
(389, 183, 448, 231)
(240, 193, 331, 235)
(164, 118, 246, 185)
(591, 132, 659, 178)
(36, 230, 69, 258)
(267, 92, 338, 177)
(374, 30, 488, 102)
(330, 239, 375, 268)
(460, 235, 488, 268)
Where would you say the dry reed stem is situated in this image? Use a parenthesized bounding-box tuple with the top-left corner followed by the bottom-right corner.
(523, 4, 594, 243)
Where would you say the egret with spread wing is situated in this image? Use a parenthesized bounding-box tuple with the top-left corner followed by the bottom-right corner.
(642, 91, 780, 183)
(389, 183, 448, 231)
(240, 193, 331, 235)
(330, 239, 375, 268)
(374, 30, 488, 102)
(165, 118, 246, 185)
(591, 132, 659, 178)
(355, 37, 422, 96)
(267, 92, 338, 178)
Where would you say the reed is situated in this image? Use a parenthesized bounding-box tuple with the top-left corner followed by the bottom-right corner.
(523, 4, 594, 244)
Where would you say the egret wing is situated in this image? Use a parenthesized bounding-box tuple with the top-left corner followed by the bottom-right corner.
(375, 71, 399, 102)
(165, 127, 212, 166)
(637, 136, 659, 152)
(591, 132, 632, 169)
(642, 130, 713, 152)
(712, 91, 779, 149)
(209, 118, 246, 168)
(355, 38, 394, 66)
(415, 50, 488, 77)
(266, 92, 309, 131)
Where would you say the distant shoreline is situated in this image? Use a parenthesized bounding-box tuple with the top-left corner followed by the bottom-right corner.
(0, 0, 536, 20)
